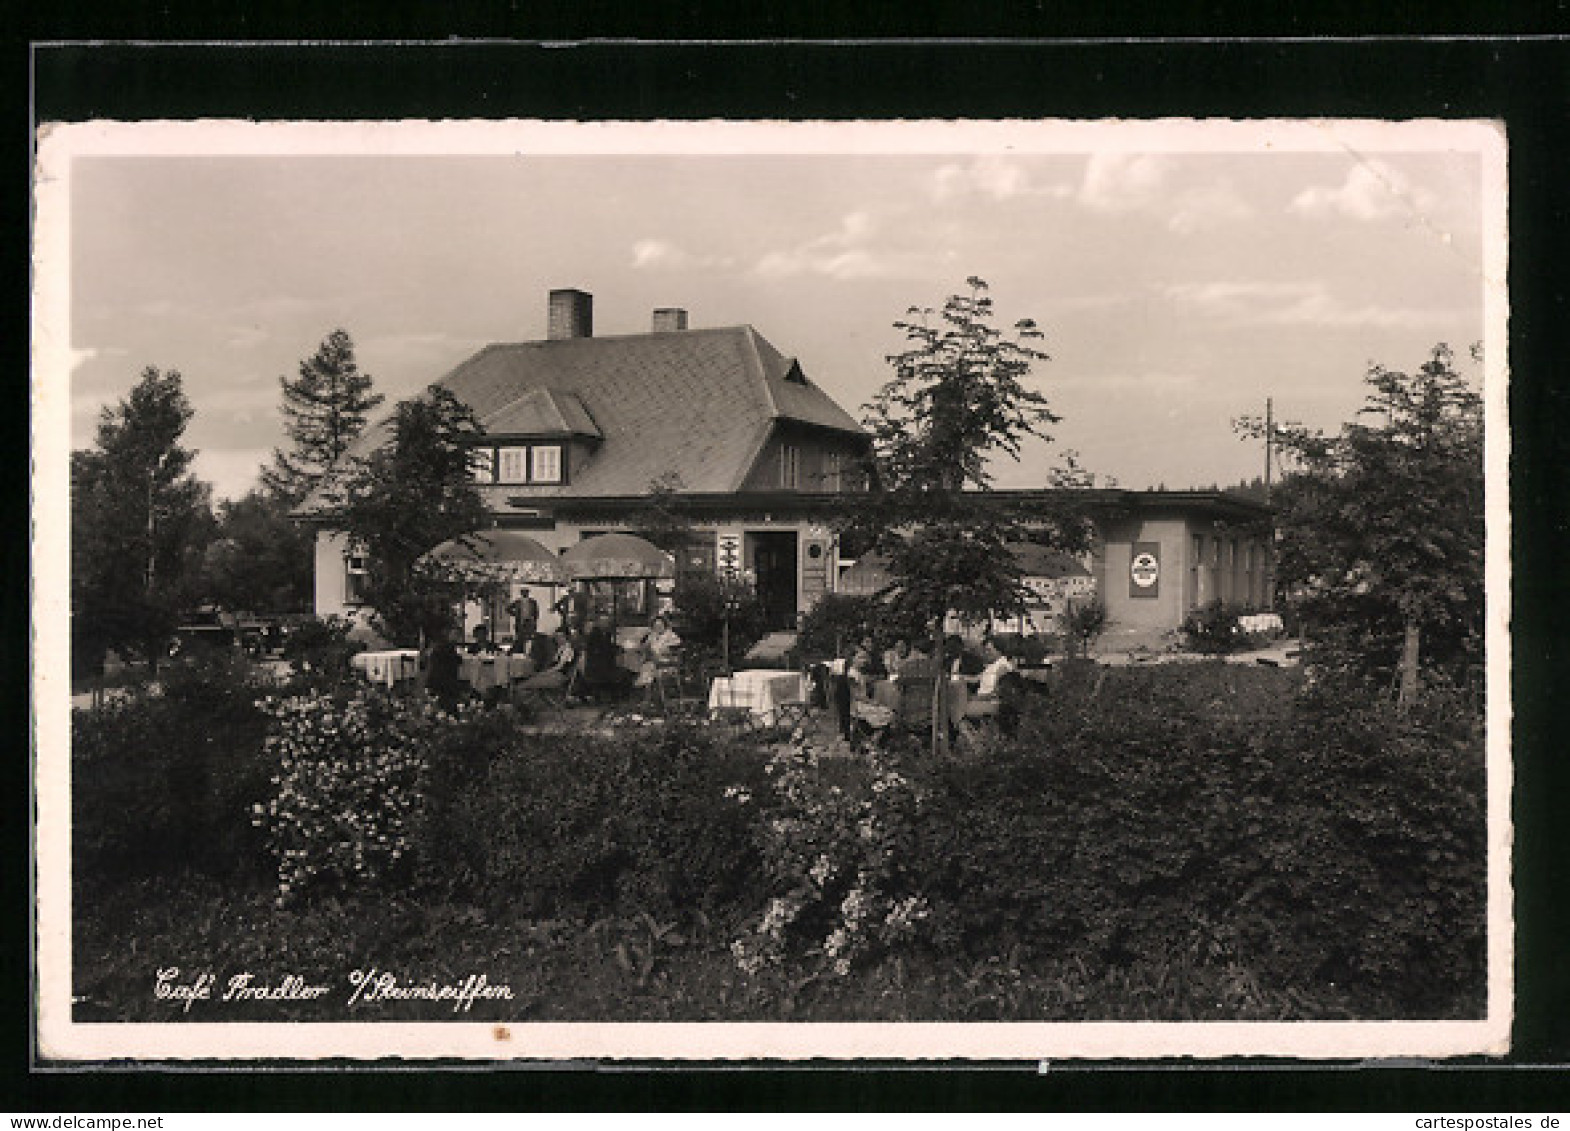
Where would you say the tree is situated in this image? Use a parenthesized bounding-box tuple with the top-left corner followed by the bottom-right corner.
(261, 329, 384, 503)
(71, 367, 213, 671)
(847, 277, 1089, 750)
(198, 488, 315, 613)
(634, 471, 697, 565)
(1236, 343, 1484, 706)
(331, 385, 489, 645)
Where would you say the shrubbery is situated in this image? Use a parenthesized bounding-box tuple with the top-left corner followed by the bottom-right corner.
(1062, 599, 1108, 657)
(422, 723, 769, 922)
(72, 652, 1486, 1019)
(669, 572, 769, 670)
(72, 653, 277, 891)
(1181, 599, 1248, 654)
(904, 663, 1485, 1016)
(280, 616, 365, 686)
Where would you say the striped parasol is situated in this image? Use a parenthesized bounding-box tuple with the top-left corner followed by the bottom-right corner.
(560, 532, 676, 581)
(419, 530, 568, 585)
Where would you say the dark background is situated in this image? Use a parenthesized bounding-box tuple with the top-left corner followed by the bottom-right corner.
(16, 7, 1570, 1112)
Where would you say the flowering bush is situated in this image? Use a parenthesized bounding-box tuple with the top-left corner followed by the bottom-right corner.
(253, 688, 457, 904)
(731, 736, 931, 978)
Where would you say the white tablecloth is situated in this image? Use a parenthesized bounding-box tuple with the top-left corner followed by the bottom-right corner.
(708, 669, 805, 723)
(459, 653, 536, 691)
(350, 649, 421, 686)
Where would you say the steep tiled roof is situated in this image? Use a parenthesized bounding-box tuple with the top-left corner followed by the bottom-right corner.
(298, 324, 864, 516)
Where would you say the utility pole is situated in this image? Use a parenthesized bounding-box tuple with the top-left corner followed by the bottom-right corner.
(1264, 396, 1274, 507)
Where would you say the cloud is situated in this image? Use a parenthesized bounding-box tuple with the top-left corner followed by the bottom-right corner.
(1076, 154, 1253, 233)
(1165, 279, 1454, 329)
(930, 157, 1061, 203)
(1079, 153, 1173, 212)
(1289, 159, 1438, 223)
(752, 211, 931, 280)
(630, 238, 734, 272)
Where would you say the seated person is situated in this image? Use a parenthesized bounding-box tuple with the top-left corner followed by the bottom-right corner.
(466, 624, 498, 655)
(847, 647, 895, 742)
(518, 629, 553, 668)
(580, 616, 635, 700)
(881, 638, 911, 678)
(421, 624, 465, 712)
(519, 628, 576, 690)
(634, 614, 683, 689)
(965, 638, 1017, 719)
(846, 644, 877, 699)
(896, 641, 938, 679)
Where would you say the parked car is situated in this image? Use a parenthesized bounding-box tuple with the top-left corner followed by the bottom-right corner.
(168, 607, 238, 657)
(169, 609, 309, 658)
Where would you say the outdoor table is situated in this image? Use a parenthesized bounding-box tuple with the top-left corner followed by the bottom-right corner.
(459, 653, 535, 692)
(707, 669, 805, 725)
(350, 649, 421, 687)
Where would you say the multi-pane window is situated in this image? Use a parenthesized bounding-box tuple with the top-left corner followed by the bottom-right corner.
(345, 554, 369, 604)
(780, 443, 800, 489)
(498, 446, 531, 483)
(472, 442, 566, 485)
(531, 444, 562, 483)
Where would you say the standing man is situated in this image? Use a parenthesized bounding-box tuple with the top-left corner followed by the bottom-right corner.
(507, 589, 540, 644)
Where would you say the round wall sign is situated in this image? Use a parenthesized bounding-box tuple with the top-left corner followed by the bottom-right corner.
(1130, 551, 1160, 588)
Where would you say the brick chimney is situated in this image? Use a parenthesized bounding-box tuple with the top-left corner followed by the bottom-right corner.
(652, 307, 689, 333)
(547, 289, 593, 340)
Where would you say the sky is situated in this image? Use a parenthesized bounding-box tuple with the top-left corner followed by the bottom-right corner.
(56, 122, 1497, 502)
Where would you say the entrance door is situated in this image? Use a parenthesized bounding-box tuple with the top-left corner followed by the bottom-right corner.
(750, 531, 799, 631)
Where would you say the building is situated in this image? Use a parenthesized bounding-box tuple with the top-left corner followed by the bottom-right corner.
(302, 289, 1272, 639)
(304, 289, 872, 635)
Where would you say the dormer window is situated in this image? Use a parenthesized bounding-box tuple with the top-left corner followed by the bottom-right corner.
(470, 441, 567, 485)
(784, 360, 808, 385)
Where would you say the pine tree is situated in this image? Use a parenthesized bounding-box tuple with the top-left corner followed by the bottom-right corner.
(72, 366, 213, 669)
(262, 329, 383, 502)
(334, 385, 489, 644)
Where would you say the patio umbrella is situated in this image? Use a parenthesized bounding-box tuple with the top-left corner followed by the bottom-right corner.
(561, 532, 677, 635)
(560, 532, 676, 581)
(419, 530, 568, 585)
(838, 552, 895, 597)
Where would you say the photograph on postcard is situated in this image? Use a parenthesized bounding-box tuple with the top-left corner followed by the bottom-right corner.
(31, 118, 1510, 1062)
